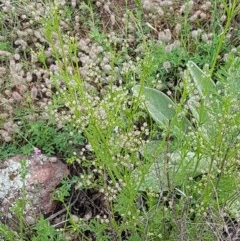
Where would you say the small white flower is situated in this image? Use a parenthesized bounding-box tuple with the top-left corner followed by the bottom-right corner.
(163, 61, 171, 70)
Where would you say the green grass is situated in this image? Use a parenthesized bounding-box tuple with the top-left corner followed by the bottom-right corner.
(0, 120, 84, 160)
(0, 0, 240, 240)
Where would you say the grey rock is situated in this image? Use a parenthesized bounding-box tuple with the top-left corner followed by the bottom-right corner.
(0, 154, 69, 230)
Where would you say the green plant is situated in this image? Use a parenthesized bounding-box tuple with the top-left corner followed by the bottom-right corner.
(18, 120, 84, 157)
(2, 0, 239, 239)
(0, 143, 23, 160)
(0, 223, 19, 241)
(0, 119, 84, 160)
(133, 60, 240, 223)
(31, 216, 65, 241)
(0, 41, 12, 51)
(210, 0, 240, 75)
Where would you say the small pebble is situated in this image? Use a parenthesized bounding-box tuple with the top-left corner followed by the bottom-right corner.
(49, 157, 57, 163)
(71, 214, 79, 223)
(26, 215, 36, 225)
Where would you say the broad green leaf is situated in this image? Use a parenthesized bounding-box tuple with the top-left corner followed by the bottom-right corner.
(132, 140, 169, 192)
(186, 62, 220, 136)
(132, 85, 190, 131)
(218, 175, 240, 220)
(187, 61, 217, 98)
(170, 151, 213, 182)
(133, 85, 175, 125)
(187, 97, 200, 122)
(133, 141, 214, 192)
(187, 96, 210, 126)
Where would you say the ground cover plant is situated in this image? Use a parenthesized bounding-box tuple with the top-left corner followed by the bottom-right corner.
(0, 0, 240, 240)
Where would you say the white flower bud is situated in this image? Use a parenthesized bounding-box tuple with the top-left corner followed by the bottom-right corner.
(12, 91, 22, 101)
(31, 86, 38, 99)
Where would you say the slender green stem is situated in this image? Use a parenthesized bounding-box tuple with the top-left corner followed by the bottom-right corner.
(210, 0, 239, 76)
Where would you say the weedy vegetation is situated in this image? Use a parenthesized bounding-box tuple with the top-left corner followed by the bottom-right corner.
(0, 0, 240, 240)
